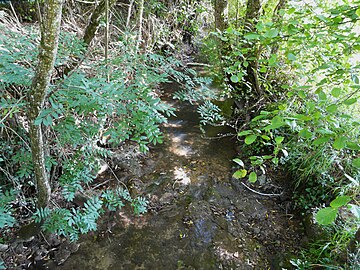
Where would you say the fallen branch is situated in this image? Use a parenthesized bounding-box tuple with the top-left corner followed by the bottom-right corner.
(241, 182, 283, 197)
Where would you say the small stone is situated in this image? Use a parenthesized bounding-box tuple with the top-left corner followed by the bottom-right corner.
(0, 243, 8, 252)
(159, 192, 174, 204)
(254, 228, 261, 234)
(233, 251, 239, 258)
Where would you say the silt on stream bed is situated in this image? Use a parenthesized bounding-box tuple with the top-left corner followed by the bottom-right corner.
(51, 81, 303, 270)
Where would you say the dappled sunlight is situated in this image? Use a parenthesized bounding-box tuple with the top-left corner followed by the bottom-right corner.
(173, 167, 191, 186)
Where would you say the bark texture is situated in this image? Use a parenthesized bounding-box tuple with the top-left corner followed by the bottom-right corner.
(244, 0, 260, 31)
(27, 0, 64, 207)
(63, 0, 116, 76)
(213, 0, 227, 31)
(243, 0, 262, 97)
(82, 0, 117, 47)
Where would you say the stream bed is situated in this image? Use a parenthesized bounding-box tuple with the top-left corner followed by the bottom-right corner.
(53, 81, 303, 269)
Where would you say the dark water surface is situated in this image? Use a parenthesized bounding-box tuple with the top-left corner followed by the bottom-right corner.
(54, 82, 302, 270)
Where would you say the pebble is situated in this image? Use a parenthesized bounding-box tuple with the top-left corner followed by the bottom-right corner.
(0, 243, 8, 252)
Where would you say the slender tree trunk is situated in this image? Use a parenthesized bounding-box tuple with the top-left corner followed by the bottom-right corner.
(271, 0, 287, 55)
(63, 0, 116, 76)
(126, 0, 134, 29)
(137, 0, 144, 51)
(27, 0, 64, 208)
(83, 0, 117, 47)
(243, 0, 262, 97)
(244, 0, 260, 31)
(213, 0, 227, 31)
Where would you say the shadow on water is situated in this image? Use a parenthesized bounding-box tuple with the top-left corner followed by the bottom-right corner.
(52, 81, 303, 270)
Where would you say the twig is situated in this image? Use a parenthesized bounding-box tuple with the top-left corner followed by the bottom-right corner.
(186, 62, 211, 67)
(241, 182, 283, 197)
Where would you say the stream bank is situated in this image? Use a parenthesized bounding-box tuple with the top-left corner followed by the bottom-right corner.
(42, 80, 305, 269)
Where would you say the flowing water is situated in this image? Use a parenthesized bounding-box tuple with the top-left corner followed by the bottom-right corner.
(50, 81, 303, 270)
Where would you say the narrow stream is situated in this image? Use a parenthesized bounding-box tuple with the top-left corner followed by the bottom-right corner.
(53, 81, 303, 269)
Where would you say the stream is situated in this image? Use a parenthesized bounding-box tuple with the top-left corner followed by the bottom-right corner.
(51, 81, 303, 269)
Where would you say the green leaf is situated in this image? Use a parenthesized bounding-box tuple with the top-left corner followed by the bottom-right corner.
(248, 172, 257, 183)
(356, 8, 360, 17)
(331, 87, 341, 98)
(317, 90, 327, 101)
(245, 134, 257, 145)
(287, 53, 296, 61)
(326, 104, 337, 113)
(233, 169, 247, 179)
(270, 115, 284, 129)
(333, 136, 347, 150)
(343, 98, 357, 105)
(315, 207, 338, 225)
(244, 33, 260, 40)
(299, 129, 312, 139)
(352, 158, 360, 169)
(272, 157, 279, 165)
(264, 29, 279, 38)
(238, 130, 253, 136)
(275, 136, 284, 144)
(330, 196, 351, 208)
(230, 75, 239, 83)
(347, 142, 360, 150)
(268, 54, 277, 66)
(233, 158, 244, 167)
(313, 136, 330, 146)
(261, 135, 271, 141)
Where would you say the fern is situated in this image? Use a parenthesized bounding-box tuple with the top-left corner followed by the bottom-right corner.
(197, 101, 224, 125)
(101, 190, 125, 211)
(0, 188, 17, 228)
(132, 197, 149, 216)
(33, 207, 51, 223)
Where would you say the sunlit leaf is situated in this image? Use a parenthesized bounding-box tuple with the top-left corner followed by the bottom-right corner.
(330, 196, 351, 208)
(287, 53, 296, 61)
(333, 136, 347, 150)
(245, 134, 257, 145)
(331, 88, 341, 98)
(248, 172, 257, 183)
(233, 158, 244, 167)
(343, 98, 357, 105)
(230, 75, 239, 83)
(352, 158, 360, 169)
(238, 130, 253, 136)
(264, 29, 279, 38)
(275, 136, 284, 144)
(315, 207, 337, 225)
(299, 129, 312, 139)
(233, 169, 247, 179)
(313, 136, 330, 145)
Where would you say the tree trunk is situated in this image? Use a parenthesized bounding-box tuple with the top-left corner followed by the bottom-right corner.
(244, 0, 262, 97)
(271, 0, 288, 55)
(126, 0, 134, 29)
(213, 0, 227, 31)
(137, 0, 144, 51)
(63, 0, 117, 76)
(27, 0, 64, 208)
(244, 0, 260, 32)
(82, 0, 117, 47)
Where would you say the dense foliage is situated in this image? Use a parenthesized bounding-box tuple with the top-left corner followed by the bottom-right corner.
(197, 0, 360, 268)
(0, 1, 208, 249)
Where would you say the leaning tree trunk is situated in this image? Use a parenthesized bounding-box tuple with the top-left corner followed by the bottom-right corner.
(63, 0, 116, 76)
(27, 0, 64, 208)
